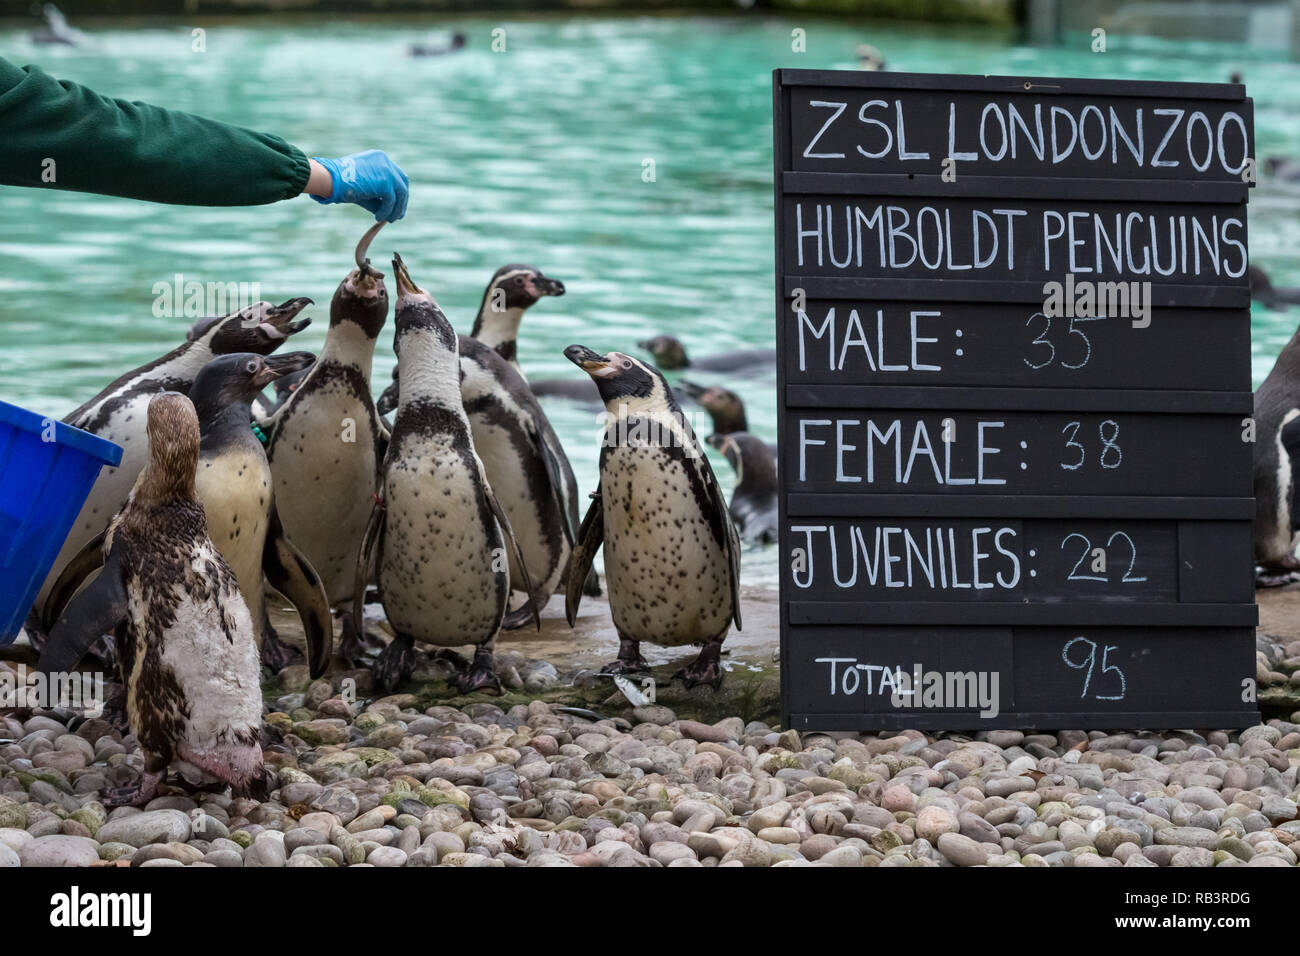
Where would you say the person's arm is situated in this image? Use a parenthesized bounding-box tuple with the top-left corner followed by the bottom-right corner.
(0, 58, 309, 206)
(0, 57, 408, 220)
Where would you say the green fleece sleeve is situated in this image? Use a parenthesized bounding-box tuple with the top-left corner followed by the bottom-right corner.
(0, 57, 311, 206)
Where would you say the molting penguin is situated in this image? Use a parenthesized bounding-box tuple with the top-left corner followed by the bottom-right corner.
(469, 264, 566, 374)
(564, 346, 741, 687)
(266, 225, 389, 659)
(35, 297, 313, 622)
(1253, 329, 1300, 583)
(638, 335, 776, 374)
(42, 352, 333, 677)
(38, 393, 268, 807)
(356, 255, 539, 693)
(706, 433, 778, 545)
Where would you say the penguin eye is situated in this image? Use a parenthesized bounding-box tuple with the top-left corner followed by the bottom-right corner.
(245, 360, 258, 374)
(619, 358, 633, 370)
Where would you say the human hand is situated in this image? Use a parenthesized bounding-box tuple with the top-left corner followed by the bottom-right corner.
(309, 150, 409, 221)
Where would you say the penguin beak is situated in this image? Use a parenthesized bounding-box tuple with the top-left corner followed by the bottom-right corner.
(260, 351, 315, 387)
(564, 344, 616, 378)
(264, 297, 314, 337)
(391, 253, 423, 299)
(681, 380, 708, 400)
(534, 274, 565, 297)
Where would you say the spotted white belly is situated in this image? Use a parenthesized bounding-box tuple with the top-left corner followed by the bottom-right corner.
(601, 447, 732, 647)
(378, 434, 505, 647)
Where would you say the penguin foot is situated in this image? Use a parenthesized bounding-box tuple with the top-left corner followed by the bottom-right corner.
(260, 625, 304, 673)
(431, 648, 471, 670)
(455, 648, 502, 696)
(373, 634, 418, 692)
(101, 770, 163, 808)
(337, 614, 381, 666)
(582, 569, 602, 598)
(674, 643, 724, 690)
(1256, 570, 1300, 588)
(600, 639, 649, 676)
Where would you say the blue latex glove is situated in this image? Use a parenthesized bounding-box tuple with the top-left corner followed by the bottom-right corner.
(311, 150, 410, 222)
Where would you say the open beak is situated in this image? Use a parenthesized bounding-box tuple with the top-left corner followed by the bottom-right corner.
(391, 253, 423, 298)
(256, 351, 314, 388)
(264, 297, 314, 338)
(564, 344, 615, 378)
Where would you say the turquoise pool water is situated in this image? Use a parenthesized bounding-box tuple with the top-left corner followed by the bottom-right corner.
(2, 15, 1299, 588)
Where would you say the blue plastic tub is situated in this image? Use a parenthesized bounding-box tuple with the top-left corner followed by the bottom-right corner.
(0, 400, 123, 644)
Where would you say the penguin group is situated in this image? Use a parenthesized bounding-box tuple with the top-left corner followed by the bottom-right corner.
(32, 224, 751, 803)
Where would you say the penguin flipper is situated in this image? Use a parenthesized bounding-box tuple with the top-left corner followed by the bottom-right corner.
(565, 493, 604, 628)
(698, 451, 744, 631)
(482, 477, 542, 632)
(263, 501, 334, 679)
(531, 419, 578, 548)
(352, 486, 387, 641)
(38, 542, 127, 674)
(40, 528, 107, 633)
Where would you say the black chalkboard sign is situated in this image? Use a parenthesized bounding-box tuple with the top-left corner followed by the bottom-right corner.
(774, 70, 1259, 731)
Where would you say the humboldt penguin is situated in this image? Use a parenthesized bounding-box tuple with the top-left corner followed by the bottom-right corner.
(34, 297, 313, 622)
(190, 352, 332, 673)
(356, 254, 539, 693)
(266, 225, 388, 660)
(706, 433, 779, 545)
(564, 346, 742, 687)
(38, 393, 268, 807)
(638, 334, 775, 374)
(375, 264, 590, 612)
(41, 351, 333, 675)
(469, 264, 566, 374)
(460, 336, 580, 625)
(1253, 329, 1300, 584)
(682, 381, 750, 434)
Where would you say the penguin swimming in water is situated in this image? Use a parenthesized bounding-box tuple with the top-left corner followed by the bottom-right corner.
(682, 381, 749, 434)
(564, 346, 742, 687)
(1253, 328, 1300, 584)
(42, 352, 334, 677)
(38, 393, 268, 807)
(682, 381, 777, 460)
(706, 432, 779, 545)
(266, 225, 388, 661)
(638, 334, 775, 374)
(356, 255, 539, 693)
(469, 264, 566, 374)
(34, 297, 313, 625)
